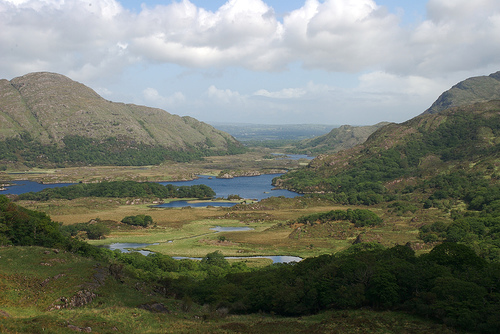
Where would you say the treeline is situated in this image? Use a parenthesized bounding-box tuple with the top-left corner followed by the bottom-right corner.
(17, 181, 215, 201)
(0, 195, 105, 258)
(60, 219, 111, 240)
(168, 243, 500, 333)
(296, 208, 383, 227)
(0, 133, 246, 167)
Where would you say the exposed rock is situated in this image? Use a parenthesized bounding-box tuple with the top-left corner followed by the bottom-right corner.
(0, 309, 11, 318)
(69, 290, 96, 308)
(352, 233, 382, 244)
(49, 265, 107, 311)
(67, 323, 92, 332)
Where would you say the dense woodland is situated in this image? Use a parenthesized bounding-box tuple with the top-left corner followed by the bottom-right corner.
(0, 133, 246, 167)
(16, 180, 216, 201)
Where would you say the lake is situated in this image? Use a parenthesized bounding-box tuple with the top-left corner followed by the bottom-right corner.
(159, 174, 298, 201)
(0, 180, 75, 195)
(210, 226, 254, 232)
(1, 174, 299, 209)
(1, 174, 298, 201)
(271, 153, 313, 160)
(173, 255, 302, 264)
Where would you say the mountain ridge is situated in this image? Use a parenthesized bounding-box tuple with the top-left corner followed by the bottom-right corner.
(0, 72, 243, 166)
(0, 72, 238, 149)
(423, 70, 500, 115)
(291, 122, 390, 155)
(275, 71, 500, 196)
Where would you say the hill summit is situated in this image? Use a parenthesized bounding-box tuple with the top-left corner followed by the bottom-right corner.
(0, 72, 242, 166)
(423, 71, 500, 115)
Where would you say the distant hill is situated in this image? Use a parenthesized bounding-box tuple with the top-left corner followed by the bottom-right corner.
(423, 71, 500, 114)
(211, 123, 335, 141)
(0, 72, 243, 167)
(291, 122, 390, 155)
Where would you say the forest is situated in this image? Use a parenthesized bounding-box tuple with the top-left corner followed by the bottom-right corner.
(0, 134, 246, 167)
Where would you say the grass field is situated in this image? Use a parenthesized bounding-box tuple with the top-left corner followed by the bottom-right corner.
(0, 149, 304, 184)
(17, 195, 441, 262)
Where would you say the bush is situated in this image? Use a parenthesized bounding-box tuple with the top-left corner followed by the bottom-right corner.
(121, 215, 153, 227)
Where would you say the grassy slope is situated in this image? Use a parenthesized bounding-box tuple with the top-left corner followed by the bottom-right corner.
(293, 122, 390, 155)
(0, 246, 460, 334)
(424, 71, 500, 114)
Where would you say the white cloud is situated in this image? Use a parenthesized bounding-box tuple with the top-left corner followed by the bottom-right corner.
(130, 0, 285, 70)
(253, 82, 332, 99)
(2, 0, 500, 124)
(206, 85, 244, 104)
(282, 0, 402, 71)
(2, 0, 500, 79)
(142, 87, 186, 108)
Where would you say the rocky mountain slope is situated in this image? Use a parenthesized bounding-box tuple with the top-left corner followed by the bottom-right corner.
(0, 72, 242, 166)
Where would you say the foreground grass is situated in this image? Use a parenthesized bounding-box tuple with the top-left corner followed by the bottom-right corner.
(0, 246, 460, 334)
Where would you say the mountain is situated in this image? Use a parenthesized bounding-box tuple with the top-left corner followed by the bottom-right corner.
(423, 71, 500, 114)
(0, 72, 242, 166)
(291, 122, 390, 155)
(274, 71, 500, 197)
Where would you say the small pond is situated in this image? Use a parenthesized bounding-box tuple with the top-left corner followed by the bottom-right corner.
(154, 200, 238, 208)
(103, 242, 159, 256)
(209, 226, 254, 232)
(271, 153, 314, 160)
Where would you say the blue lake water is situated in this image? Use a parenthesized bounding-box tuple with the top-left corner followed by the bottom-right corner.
(0, 180, 75, 195)
(272, 153, 313, 160)
(102, 242, 160, 256)
(210, 226, 254, 232)
(154, 200, 238, 208)
(173, 255, 302, 264)
(159, 174, 298, 201)
(1, 174, 299, 208)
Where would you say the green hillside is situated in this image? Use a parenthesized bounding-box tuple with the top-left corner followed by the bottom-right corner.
(0, 72, 243, 166)
(274, 100, 500, 195)
(291, 122, 390, 155)
(274, 73, 500, 263)
(424, 71, 500, 114)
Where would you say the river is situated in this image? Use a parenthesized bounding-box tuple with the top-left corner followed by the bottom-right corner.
(104, 242, 302, 264)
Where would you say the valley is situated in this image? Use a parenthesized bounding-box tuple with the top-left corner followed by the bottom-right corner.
(3, 71, 500, 333)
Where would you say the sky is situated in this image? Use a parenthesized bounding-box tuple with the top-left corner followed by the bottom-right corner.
(1, 0, 500, 126)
